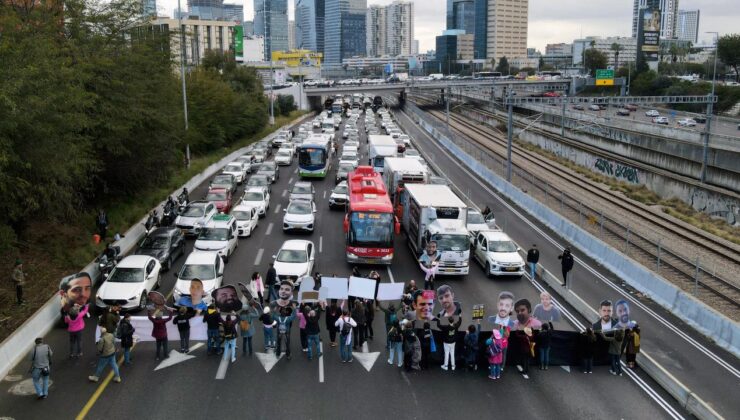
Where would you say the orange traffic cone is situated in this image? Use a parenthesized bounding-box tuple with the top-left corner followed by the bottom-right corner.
(93, 234, 101, 244)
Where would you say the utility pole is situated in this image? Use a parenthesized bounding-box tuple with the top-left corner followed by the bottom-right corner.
(177, 0, 190, 168)
(506, 86, 513, 182)
(701, 32, 719, 183)
(264, 2, 274, 125)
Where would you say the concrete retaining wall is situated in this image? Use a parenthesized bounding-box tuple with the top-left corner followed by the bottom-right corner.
(0, 114, 312, 381)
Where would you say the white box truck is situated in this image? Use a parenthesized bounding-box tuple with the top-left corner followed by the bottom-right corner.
(401, 184, 470, 276)
(383, 157, 429, 202)
(367, 135, 398, 173)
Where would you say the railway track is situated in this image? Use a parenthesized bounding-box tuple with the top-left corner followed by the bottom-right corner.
(407, 96, 740, 316)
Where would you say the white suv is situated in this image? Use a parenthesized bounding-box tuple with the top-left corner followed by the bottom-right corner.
(174, 251, 224, 307)
(194, 214, 238, 263)
(472, 231, 525, 278)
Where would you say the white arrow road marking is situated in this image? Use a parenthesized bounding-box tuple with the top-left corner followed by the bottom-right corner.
(560, 365, 571, 373)
(255, 348, 284, 373)
(215, 357, 230, 380)
(155, 343, 204, 371)
(352, 341, 380, 372)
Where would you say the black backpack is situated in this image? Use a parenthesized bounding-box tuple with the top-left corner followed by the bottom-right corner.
(340, 318, 352, 336)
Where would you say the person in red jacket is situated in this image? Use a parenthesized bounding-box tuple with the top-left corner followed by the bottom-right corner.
(149, 309, 173, 360)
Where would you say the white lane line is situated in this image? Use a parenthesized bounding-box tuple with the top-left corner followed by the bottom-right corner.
(266, 222, 274, 235)
(386, 267, 395, 283)
(215, 357, 229, 380)
(402, 108, 740, 377)
(318, 341, 325, 383)
(323, 190, 327, 199)
(319, 236, 323, 253)
(288, 177, 294, 184)
(294, 168, 298, 174)
(254, 248, 264, 266)
(274, 204, 282, 214)
(282, 189, 287, 198)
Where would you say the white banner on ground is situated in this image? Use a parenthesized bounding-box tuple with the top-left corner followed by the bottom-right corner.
(95, 316, 208, 342)
(322, 277, 349, 299)
(348, 276, 377, 299)
(376, 283, 404, 301)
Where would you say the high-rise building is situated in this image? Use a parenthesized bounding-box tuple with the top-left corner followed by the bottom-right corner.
(486, 0, 528, 62)
(254, 0, 289, 59)
(243, 20, 254, 36)
(447, 0, 475, 35)
(188, 0, 225, 20)
(632, 0, 679, 39)
(435, 29, 473, 73)
(222, 3, 243, 23)
(676, 9, 699, 43)
(288, 20, 296, 49)
(145, 17, 236, 66)
(143, 0, 157, 17)
(385, 1, 414, 57)
(366, 5, 387, 57)
(324, 0, 366, 64)
(295, 0, 325, 52)
(545, 43, 572, 56)
(473, 0, 486, 59)
(572, 36, 637, 67)
(413, 39, 419, 55)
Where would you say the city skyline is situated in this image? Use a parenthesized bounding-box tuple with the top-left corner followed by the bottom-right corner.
(159, 0, 738, 53)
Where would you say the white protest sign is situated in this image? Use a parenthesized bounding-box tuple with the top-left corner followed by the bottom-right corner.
(96, 315, 208, 342)
(298, 276, 316, 302)
(322, 277, 349, 299)
(348, 276, 377, 299)
(376, 283, 404, 301)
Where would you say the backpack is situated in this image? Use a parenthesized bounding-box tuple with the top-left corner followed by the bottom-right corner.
(388, 327, 400, 342)
(487, 341, 502, 357)
(340, 318, 352, 336)
(633, 332, 640, 348)
(239, 318, 250, 332)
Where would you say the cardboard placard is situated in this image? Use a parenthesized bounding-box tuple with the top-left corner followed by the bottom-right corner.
(472, 304, 485, 320)
(322, 277, 349, 299)
(348, 276, 376, 299)
(376, 283, 405, 301)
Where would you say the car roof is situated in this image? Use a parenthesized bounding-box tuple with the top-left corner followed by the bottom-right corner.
(293, 181, 312, 189)
(184, 251, 220, 264)
(148, 227, 180, 238)
(280, 239, 313, 250)
(187, 200, 210, 208)
(232, 204, 258, 212)
(208, 187, 228, 193)
(206, 214, 234, 228)
(250, 174, 268, 179)
(244, 187, 266, 194)
(117, 255, 152, 268)
(479, 230, 512, 241)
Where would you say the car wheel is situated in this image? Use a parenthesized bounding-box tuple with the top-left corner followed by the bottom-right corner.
(485, 263, 492, 279)
(138, 292, 148, 311)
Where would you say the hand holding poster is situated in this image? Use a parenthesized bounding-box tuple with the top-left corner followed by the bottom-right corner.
(348, 276, 376, 299)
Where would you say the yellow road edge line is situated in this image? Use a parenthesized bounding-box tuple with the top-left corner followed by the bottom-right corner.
(75, 343, 137, 420)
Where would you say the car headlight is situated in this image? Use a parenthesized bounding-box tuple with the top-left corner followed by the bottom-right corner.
(128, 295, 138, 301)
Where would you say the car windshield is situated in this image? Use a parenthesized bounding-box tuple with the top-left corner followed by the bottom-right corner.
(140, 236, 169, 249)
(248, 177, 268, 186)
(348, 212, 393, 247)
(339, 164, 354, 172)
(206, 191, 227, 201)
(213, 175, 232, 184)
(224, 165, 241, 172)
(276, 249, 307, 263)
(259, 165, 273, 172)
(278, 151, 291, 157)
(467, 212, 485, 224)
(180, 264, 215, 281)
(108, 267, 145, 283)
(287, 201, 312, 214)
(292, 184, 312, 194)
(432, 234, 469, 252)
(489, 240, 518, 253)
(182, 206, 205, 217)
(231, 210, 253, 220)
(243, 192, 264, 201)
(341, 153, 357, 160)
(405, 150, 419, 157)
(334, 185, 348, 194)
(198, 228, 229, 241)
(299, 147, 326, 166)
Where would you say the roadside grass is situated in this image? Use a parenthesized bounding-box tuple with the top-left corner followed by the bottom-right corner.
(0, 111, 308, 343)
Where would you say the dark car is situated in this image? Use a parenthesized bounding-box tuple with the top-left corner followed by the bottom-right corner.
(693, 116, 707, 124)
(134, 227, 185, 271)
(256, 161, 280, 183)
(617, 108, 631, 116)
(210, 174, 237, 194)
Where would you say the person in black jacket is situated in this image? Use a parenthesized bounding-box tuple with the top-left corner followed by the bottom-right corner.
(265, 263, 278, 303)
(420, 322, 433, 369)
(325, 300, 341, 347)
(435, 316, 462, 371)
(537, 322, 554, 370)
(173, 306, 194, 353)
(203, 305, 223, 355)
(580, 327, 596, 373)
(305, 305, 324, 360)
(558, 247, 574, 287)
(526, 244, 539, 280)
(119, 313, 135, 365)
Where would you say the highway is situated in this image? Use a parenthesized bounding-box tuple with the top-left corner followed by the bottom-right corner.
(0, 108, 700, 419)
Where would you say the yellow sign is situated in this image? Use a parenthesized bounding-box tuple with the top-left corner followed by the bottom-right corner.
(271, 50, 322, 67)
(595, 79, 614, 86)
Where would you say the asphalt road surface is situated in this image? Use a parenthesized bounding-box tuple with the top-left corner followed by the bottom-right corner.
(0, 107, 697, 420)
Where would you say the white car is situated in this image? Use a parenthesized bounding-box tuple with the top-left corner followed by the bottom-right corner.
(403, 149, 422, 161)
(645, 109, 660, 117)
(312, 119, 321, 129)
(344, 140, 360, 149)
(173, 251, 224, 307)
(339, 151, 359, 168)
(678, 118, 697, 127)
(398, 134, 411, 147)
(194, 214, 238, 263)
(343, 145, 358, 155)
(231, 204, 259, 237)
(280, 142, 296, 155)
(472, 231, 525, 278)
(273, 240, 316, 284)
(283, 199, 316, 232)
(222, 161, 248, 184)
(275, 149, 294, 166)
(290, 181, 315, 202)
(466, 209, 492, 244)
(241, 187, 270, 218)
(95, 255, 161, 311)
(329, 181, 349, 209)
(175, 201, 218, 236)
(652, 116, 669, 125)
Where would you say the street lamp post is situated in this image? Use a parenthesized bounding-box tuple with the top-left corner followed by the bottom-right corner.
(700, 32, 719, 183)
(177, 0, 190, 167)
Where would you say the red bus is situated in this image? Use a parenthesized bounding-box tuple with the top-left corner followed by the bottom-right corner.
(343, 166, 400, 265)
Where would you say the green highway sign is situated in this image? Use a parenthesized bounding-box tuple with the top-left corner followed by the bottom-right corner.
(596, 69, 614, 79)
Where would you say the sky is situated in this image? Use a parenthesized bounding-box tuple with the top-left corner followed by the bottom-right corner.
(159, 0, 738, 52)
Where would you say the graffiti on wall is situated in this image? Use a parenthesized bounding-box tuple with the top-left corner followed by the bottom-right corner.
(594, 158, 640, 183)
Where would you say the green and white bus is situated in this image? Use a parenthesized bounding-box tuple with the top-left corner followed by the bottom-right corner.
(297, 134, 333, 178)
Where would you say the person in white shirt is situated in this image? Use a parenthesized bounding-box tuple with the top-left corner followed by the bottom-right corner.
(335, 310, 357, 363)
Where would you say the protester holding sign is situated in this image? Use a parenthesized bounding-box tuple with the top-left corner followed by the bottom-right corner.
(204, 305, 223, 355)
(222, 312, 238, 363)
(275, 306, 297, 359)
(463, 321, 480, 371)
(149, 310, 173, 361)
(64, 304, 89, 358)
(305, 306, 323, 360)
(325, 300, 341, 347)
(260, 307, 277, 350)
(378, 302, 400, 350)
(173, 306, 194, 353)
(335, 310, 357, 363)
(486, 330, 505, 380)
(119, 313, 135, 365)
(387, 320, 403, 367)
(435, 316, 462, 371)
(240, 301, 262, 356)
(351, 300, 367, 350)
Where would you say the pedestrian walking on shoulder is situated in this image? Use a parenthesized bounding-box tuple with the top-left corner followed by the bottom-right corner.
(251, 271, 265, 305)
(119, 313, 135, 365)
(537, 322, 553, 370)
(260, 306, 277, 350)
(30, 337, 52, 399)
(486, 330, 504, 380)
(89, 327, 121, 383)
(325, 300, 340, 347)
(600, 328, 625, 376)
(173, 306, 194, 353)
(64, 304, 89, 358)
(12, 259, 26, 305)
(463, 322, 480, 371)
(204, 304, 223, 355)
(580, 327, 596, 373)
(305, 306, 323, 360)
(265, 263, 278, 303)
(222, 312, 238, 363)
(335, 310, 357, 363)
(435, 316, 462, 371)
(526, 245, 539, 280)
(96, 209, 109, 240)
(558, 247, 574, 287)
(240, 301, 261, 356)
(625, 326, 640, 369)
(387, 321, 403, 367)
(149, 310, 173, 360)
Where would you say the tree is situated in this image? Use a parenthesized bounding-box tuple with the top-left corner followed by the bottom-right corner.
(489, 58, 496, 70)
(717, 34, 740, 82)
(495, 56, 509, 75)
(584, 49, 608, 77)
(610, 43, 624, 71)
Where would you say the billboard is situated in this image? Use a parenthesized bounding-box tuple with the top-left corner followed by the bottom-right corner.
(639, 8, 660, 61)
(233, 25, 244, 57)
